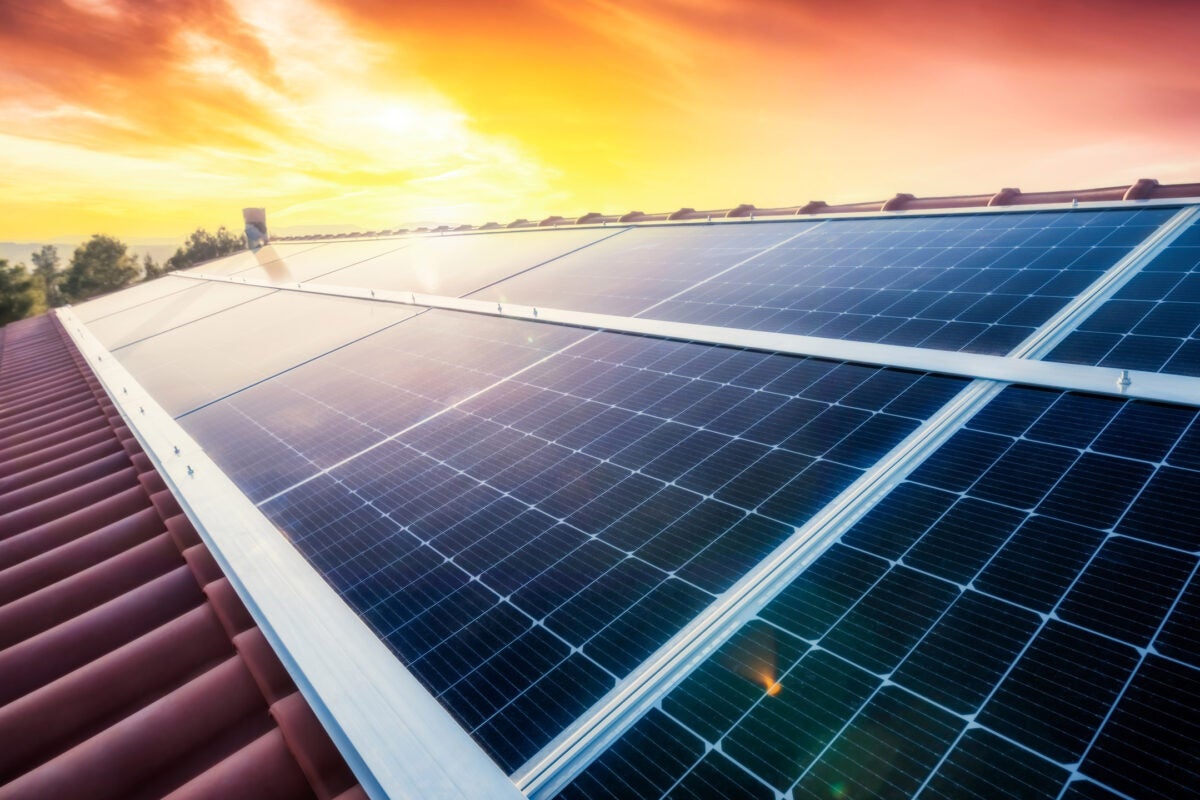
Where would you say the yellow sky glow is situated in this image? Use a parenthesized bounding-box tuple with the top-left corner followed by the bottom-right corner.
(1, 0, 1198, 241)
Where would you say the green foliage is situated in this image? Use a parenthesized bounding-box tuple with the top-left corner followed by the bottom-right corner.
(0, 258, 36, 326)
(165, 226, 246, 272)
(61, 234, 139, 303)
(142, 253, 165, 281)
(30, 244, 62, 307)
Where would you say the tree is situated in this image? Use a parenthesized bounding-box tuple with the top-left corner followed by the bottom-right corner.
(164, 226, 246, 272)
(143, 253, 165, 281)
(30, 244, 62, 308)
(0, 258, 36, 325)
(61, 234, 139, 303)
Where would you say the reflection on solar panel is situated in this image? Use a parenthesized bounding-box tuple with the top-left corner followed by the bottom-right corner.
(562, 387, 1200, 798)
(188, 312, 966, 770)
(1050, 215, 1200, 375)
(64, 195, 1200, 800)
(475, 208, 1174, 354)
(114, 291, 417, 415)
(470, 223, 807, 315)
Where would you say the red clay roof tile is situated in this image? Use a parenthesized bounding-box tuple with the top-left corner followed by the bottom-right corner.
(0, 315, 361, 800)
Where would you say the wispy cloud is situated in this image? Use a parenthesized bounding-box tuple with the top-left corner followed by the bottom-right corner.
(1, 0, 1197, 239)
(0, 0, 558, 237)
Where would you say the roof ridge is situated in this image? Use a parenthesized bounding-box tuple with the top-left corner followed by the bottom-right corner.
(273, 177, 1200, 241)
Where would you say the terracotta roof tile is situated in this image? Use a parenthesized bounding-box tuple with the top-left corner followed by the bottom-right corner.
(0, 315, 361, 800)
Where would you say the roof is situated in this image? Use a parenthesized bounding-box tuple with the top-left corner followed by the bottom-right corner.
(7, 181, 1200, 799)
(0, 314, 365, 800)
(270, 178, 1200, 239)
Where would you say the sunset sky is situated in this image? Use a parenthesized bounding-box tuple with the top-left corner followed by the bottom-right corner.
(1, 0, 1198, 240)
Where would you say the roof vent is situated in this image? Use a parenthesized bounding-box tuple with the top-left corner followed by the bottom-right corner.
(668, 207, 696, 221)
(576, 212, 605, 225)
(242, 207, 268, 251)
(798, 201, 828, 215)
(987, 188, 1021, 207)
(1123, 178, 1159, 201)
(881, 193, 915, 212)
(619, 210, 646, 223)
(725, 204, 756, 218)
(539, 215, 566, 227)
(478, 222, 502, 230)
(506, 219, 531, 229)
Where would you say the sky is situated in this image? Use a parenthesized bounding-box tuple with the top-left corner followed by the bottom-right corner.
(1, 0, 1198, 241)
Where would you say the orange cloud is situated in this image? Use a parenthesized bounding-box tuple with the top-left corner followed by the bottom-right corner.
(0, 0, 1197, 240)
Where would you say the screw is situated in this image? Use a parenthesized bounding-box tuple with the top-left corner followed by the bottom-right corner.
(187, 465, 195, 476)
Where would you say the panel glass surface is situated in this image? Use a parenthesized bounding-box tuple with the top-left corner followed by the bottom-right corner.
(84, 281, 275, 350)
(181, 310, 586, 502)
(110, 291, 417, 416)
(178, 310, 968, 773)
(219, 237, 410, 284)
(73, 275, 204, 322)
(1049, 215, 1200, 376)
(309, 227, 630, 297)
(470, 223, 810, 315)
(475, 208, 1174, 355)
(179, 241, 330, 276)
(562, 386, 1200, 799)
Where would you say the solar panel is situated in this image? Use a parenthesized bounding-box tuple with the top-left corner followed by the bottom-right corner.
(113, 291, 417, 415)
(67, 199, 1200, 799)
(561, 385, 1200, 798)
(177, 306, 968, 771)
(474, 208, 1175, 354)
(307, 227, 630, 297)
(213, 237, 410, 284)
(1049, 215, 1200, 375)
(72, 274, 209, 322)
(179, 240, 331, 276)
(469, 223, 809, 315)
(83, 281, 275, 350)
(180, 310, 586, 501)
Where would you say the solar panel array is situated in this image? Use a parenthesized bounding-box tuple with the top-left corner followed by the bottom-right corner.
(471, 208, 1174, 354)
(562, 387, 1200, 799)
(73, 203, 1200, 800)
(1049, 215, 1200, 375)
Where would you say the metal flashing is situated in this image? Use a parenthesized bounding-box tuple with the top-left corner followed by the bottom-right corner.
(176, 273, 1200, 408)
(55, 308, 525, 800)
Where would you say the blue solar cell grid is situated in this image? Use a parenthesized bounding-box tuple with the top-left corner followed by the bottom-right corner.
(562, 387, 1200, 799)
(204, 313, 969, 772)
(1050, 215, 1200, 376)
(475, 207, 1175, 355)
(645, 208, 1174, 355)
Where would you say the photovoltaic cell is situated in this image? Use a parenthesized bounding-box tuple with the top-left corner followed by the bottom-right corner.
(647, 208, 1173, 355)
(213, 324, 969, 771)
(73, 274, 208, 322)
(113, 291, 417, 415)
(562, 385, 1200, 799)
(476, 208, 1173, 355)
(313, 227, 630, 297)
(1049, 215, 1200, 375)
(83, 280, 275, 349)
(66, 204, 1200, 797)
(469, 223, 808, 315)
(178, 240, 330, 276)
(215, 237, 408, 284)
(180, 311, 583, 500)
